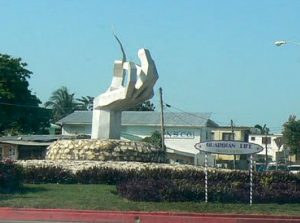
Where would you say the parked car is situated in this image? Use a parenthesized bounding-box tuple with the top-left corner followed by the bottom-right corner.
(266, 163, 288, 172)
(255, 163, 266, 172)
(288, 165, 300, 174)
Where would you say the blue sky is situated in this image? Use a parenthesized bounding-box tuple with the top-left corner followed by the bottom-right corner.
(0, 0, 299, 132)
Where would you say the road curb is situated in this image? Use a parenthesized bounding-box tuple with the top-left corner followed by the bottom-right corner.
(0, 208, 299, 222)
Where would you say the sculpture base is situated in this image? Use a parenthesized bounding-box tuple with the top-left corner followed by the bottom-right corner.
(46, 139, 165, 163)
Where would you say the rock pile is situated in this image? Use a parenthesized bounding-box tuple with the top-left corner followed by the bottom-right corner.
(46, 139, 164, 162)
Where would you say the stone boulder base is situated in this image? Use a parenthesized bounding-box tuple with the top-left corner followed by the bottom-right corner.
(46, 139, 164, 162)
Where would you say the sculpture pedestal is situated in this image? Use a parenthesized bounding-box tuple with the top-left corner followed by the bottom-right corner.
(46, 139, 165, 163)
(91, 109, 121, 139)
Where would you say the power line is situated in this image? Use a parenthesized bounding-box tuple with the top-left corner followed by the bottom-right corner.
(164, 103, 286, 130)
(163, 102, 232, 126)
(164, 107, 198, 126)
(154, 91, 287, 130)
(164, 103, 212, 121)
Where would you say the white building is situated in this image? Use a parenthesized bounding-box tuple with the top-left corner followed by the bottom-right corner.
(248, 134, 284, 162)
(57, 111, 219, 165)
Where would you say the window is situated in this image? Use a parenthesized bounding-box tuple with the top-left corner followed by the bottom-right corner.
(222, 133, 234, 141)
(262, 137, 271, 144)
(251, 137, 255, 141)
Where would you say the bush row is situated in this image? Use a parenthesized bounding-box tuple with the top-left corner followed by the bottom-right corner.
(23, 166, 206, 184)
(22, 166, 300, 186)
(0, 160, 23, 193)
(117, 178, 300, 203)
(3, 162, 300, 203)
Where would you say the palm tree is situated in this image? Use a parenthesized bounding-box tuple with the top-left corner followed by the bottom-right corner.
(45, 86, 78, 122)
(77, 96, 94, 111)
(254, 124, 270, 135)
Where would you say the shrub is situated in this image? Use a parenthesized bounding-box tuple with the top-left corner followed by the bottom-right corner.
(116, 170, 300, 203)
(23, 166, 76, 184)
(74, 167, 206, 184)
(117, 178, 250, 202)
(75, 167, 137, 184)
(0, 159, 23, 193)
(117, 178, 170, 201)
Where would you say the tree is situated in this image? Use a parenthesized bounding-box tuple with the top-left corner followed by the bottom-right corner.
(282, 115, 300, 158)
(45, 86, 78, 122)
(127, 100, 155, 111)
(142, 130, 162, 148)
(77, 96, 94, 111)
(254, 124, 270, 134)
(0, 54, 50, 135)
(142, 130, 166, 162)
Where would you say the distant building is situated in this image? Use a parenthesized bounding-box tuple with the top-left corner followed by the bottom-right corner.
(211, 126, 252, 169)
(0, 135, 82, 160)
(248, 134, 284, 163)
(57, 111, 219, 165)
(211, 126, 251, 141)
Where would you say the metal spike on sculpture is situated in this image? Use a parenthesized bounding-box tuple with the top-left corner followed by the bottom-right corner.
(91, 36, 159, 139)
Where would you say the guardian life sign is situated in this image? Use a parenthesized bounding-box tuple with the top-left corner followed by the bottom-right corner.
(194, 140, 264, 155)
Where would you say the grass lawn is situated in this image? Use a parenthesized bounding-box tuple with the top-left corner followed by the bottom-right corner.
(0, 184, 299, 216)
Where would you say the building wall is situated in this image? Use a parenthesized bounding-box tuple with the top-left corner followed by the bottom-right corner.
(0, 143, 18, 160)
(62, 124, 91, 135)
(248, 134, 283, 162)
(167, 153, 194, 164)
(211, 128, 250, 162)
(18, 146, 46, 160)
(212, 129, 248, 141)
(123, 125, 212, 155)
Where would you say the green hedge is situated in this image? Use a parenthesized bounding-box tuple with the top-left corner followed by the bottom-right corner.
(0, 160, 23, 193)
(117, 171, 300, 203)
(20, 165, 300, 203)
(23, 166, 76, 184)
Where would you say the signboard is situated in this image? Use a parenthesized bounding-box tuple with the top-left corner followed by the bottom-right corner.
(194, 140, 264, 155)
(165, 130, 194, 139)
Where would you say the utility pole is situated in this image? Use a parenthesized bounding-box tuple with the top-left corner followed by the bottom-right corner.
(261, 124, 269, 167)
(159, 87, 165, 158)
(231, 120, 236, 169)
(265, 129, 268, 167)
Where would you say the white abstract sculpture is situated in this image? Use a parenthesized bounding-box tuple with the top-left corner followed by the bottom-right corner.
(91, 48, 158, 139)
